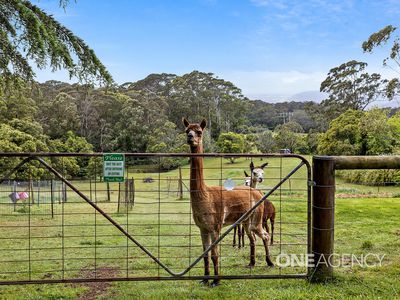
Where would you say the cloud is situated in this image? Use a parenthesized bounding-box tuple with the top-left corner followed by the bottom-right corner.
(250, 0, 355, 34)
(219, 69, 326, 98)
(250, 0, 287, 9)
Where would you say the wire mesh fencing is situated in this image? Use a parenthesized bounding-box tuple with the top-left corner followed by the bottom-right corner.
(0, 153, 310, 284)
(334, 177, 400, 276)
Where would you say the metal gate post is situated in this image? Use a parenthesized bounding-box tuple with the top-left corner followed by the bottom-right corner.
(310, 156, 335, 282)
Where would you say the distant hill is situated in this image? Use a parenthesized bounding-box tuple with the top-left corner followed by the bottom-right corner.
(289, 91, 328, 103)
(246, 90, 328, 103)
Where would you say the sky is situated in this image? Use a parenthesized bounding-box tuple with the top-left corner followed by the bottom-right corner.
(35, 0, 400, 102)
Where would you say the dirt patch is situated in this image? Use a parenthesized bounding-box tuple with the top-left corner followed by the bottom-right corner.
(73, 267, 119, 300)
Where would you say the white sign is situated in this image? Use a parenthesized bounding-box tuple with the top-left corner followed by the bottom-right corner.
(103, 153, 125, 182)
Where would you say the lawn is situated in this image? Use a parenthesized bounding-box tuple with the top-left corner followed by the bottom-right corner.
(0, 156, 399, 299)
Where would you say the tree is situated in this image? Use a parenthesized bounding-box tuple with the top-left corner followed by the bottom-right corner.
(274, 125, 303, 154)
(216, 132, 245, 163)
(318, 109, 398, 156)
(305, 130, 322, 154)
(0, 123, 49, 179)
(0, 0, 112, 88)
(304, 102, 330, 132)
(168, 71, 247, 138)
(256, 130, 277, 153)
(320, 60, 383, 119)
(362, 25, 400, 99)
(146, 121, 187, 170)
(278, 121, 304, 133)
(361, 108, 397, 155)
(39, 92, 81, 138)
(243, 134, 258, 153)
(317, 110, 364, 155)
(48, 131, 93, 177)
(292, 109, 316, 132)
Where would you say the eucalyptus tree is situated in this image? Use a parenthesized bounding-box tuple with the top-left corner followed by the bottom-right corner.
(363, 25, 400, 99)
(168, 71, 247, 138)
(320, 60, 383, 118)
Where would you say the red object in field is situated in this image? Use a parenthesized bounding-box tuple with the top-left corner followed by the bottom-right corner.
(18, 192, 29, 199)
(9, 192, 29, 203)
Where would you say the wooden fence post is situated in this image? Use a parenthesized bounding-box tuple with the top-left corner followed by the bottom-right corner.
(131, 178, 135, 208)
(310, 156, 335, 282)
(107, 182, 111, 202)
(125, 179, 129, 211)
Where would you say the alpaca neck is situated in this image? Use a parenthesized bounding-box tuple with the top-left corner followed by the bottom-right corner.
(189, 144, 206, 192)
(250, 180, 258, 189)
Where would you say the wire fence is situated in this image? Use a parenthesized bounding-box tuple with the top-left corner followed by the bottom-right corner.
(0, 153, 310, 284)
(333, 179, 400, 276)
(310, 156, 400, 282)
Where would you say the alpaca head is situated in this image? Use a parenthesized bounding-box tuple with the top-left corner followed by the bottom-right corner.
(182, 118, 206, 148)
(249, 161, 269, 184)
(244, 171, 251, 186)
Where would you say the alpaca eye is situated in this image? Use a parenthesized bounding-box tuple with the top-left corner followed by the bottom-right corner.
(196, 131, 202, 135)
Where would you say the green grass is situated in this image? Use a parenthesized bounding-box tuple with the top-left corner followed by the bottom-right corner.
(0, 156, 399, 299)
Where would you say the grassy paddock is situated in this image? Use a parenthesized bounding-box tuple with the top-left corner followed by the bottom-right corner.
(0, 156, 399, 299)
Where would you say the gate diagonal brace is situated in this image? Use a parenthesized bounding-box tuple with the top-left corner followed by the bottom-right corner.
(1, 155, 306, 278)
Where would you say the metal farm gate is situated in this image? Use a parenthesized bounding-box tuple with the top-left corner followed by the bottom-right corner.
(0, 153, 311, 285)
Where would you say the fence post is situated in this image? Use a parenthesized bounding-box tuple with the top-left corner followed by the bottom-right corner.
(125, 179, 129, 209)
(29, 178, 35, 204)
(178, 166, 183, 200)
(310, 156, 335, 282)
(117, 182, 121, 213)
(107, 182, 111, 202)
(131, 178, 135, 208)
(50, 179, 54, 218)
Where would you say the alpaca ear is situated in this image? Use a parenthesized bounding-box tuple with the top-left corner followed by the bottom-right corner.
(250, 161, 254, 170)
(182, 117, 190, 128)
(260, 162, 269, 169)
(244, 171, 249, 177)
(200, 119, 207, 130)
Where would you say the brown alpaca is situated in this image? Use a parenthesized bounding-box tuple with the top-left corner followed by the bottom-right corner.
(234, 162, 276, 247)
(183, 118, 273, 287)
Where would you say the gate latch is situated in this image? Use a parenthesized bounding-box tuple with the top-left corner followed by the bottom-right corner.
(308, 180, 316, 187)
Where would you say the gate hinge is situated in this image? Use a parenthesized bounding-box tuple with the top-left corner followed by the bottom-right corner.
(308, 180, 316, 187)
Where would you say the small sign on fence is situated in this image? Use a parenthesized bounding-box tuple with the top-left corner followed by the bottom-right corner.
(103, 153, 125, 182)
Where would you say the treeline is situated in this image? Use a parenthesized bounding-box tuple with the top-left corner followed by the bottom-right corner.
(0, 71, 319, 156)
(1, 69, 400, 181)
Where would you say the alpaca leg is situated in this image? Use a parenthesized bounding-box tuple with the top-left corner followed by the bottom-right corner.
(240, 224, 245, 248)
(265, 217, 270, 234)
(244, 224, 256, 267)
(262, 216, 267, 231)
(200, 229, 211, 285)
(233, 226, 237, 247)
(238, 224, 243, 249)
(210, 231, 220, 287)
(253, 225, 274, 266)
(237, 225, 242, 248)
(270, 214, 275, 245)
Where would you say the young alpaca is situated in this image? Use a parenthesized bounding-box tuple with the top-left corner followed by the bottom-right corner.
(233, 162, 276, 247)
(183, 118, 273, 287)
(246, 162, 276, 245)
